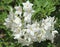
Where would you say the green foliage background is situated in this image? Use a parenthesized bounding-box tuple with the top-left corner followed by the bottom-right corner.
(0, 0, 60, 47)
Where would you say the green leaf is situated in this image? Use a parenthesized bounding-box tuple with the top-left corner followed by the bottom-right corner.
(2, 0, 13, 4)
(0, 11, 7, 23)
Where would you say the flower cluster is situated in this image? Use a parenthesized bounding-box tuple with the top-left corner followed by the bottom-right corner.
(4, 1, 58, 46)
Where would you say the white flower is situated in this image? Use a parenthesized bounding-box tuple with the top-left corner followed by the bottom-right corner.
(4, 18, 12, 28)
(14, 33, 20, 39)
(23, 11, 34, 23)
(4, 1, 58, 46)
(51, 30, 58, 43)
(37, 28, 46, 42)
(11, 16, 22, 33)
(26, 22, 42, 42)
(24, 13, 32, 23)
(23, 1, 33, 12)
(13, 16, 22, 26)
(4, 7, 15, 28)
(23, 1, 35, 23)
(14, 29, 33, 46)
(41, 16, 58, 43)
(41, 16, 55, 30)
(14, 5, 22, 16)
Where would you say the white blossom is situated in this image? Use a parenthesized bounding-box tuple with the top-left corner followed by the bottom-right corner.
(41, 16, 56, 31)
(14, 5, 22, 17)
(4, 7, 15, 28)
(24, 12, 32, 23)
(4, 1, 58, 46)
(23, 1, 35, 23)
(41, 16, 58, 42)
(23, 1, 33, 12)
